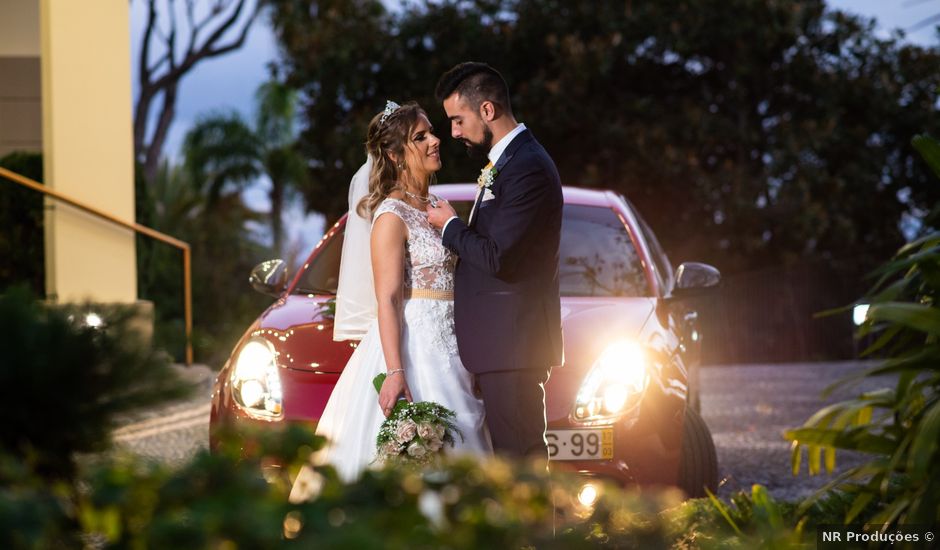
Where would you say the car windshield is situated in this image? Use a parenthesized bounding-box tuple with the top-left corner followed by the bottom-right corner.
(560, 204, 649, 297)
(292, 201, 649, 298)
(292, 228, 344, 295)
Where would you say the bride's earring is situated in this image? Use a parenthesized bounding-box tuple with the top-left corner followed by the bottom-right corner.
(398, 161, 405, 171)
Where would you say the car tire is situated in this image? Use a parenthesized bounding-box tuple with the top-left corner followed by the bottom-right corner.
(688, 363, 701, 413)
(678, 406, 718, 498)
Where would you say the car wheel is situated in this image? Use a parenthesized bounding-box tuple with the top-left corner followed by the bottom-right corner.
(688, 363, 701, 413)
(678, 406, 718, 498)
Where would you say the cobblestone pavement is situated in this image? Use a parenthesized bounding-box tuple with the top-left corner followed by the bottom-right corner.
(111, 364, 216, 465)
(114, 361, 892, 502)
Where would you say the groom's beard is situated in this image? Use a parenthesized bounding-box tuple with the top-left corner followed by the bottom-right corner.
(463, 124, 493, 160)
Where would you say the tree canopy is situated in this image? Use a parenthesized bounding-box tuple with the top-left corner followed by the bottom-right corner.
(268, 0, 940, 274)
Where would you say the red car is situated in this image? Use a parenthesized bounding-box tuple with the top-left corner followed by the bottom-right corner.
(210, 184, 720, 498)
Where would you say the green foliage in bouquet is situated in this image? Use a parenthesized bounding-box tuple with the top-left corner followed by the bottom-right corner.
(785, 134, 940, 526)
(372, 373, 460, 465)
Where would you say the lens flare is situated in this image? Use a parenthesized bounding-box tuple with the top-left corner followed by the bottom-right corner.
(577, 483, 599, 507)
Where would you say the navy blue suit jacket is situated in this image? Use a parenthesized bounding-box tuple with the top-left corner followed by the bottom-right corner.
(442, 129, 564, 374)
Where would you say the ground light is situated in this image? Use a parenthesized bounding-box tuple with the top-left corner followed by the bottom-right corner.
(577, 482, 600, 507)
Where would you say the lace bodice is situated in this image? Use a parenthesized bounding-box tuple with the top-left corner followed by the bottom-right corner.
(373, 198, 456, 292)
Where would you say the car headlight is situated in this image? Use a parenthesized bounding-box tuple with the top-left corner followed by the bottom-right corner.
(574, 341, 649, 421)
(231, 337, 283, 418)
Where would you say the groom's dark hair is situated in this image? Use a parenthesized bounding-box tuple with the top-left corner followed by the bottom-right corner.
(436, 62, 512, 116)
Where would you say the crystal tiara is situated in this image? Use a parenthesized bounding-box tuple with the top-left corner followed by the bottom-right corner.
(380, 100, 401, 125)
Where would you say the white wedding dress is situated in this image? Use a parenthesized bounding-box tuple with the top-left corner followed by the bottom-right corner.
(290, 198, 492, 500)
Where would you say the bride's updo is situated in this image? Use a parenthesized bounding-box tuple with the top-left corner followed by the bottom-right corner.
(358, 101, 426, 218)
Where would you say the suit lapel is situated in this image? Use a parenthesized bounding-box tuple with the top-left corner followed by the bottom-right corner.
(493, 129, 532, 179)
(470, 130, 533, 227)
(468, 186, 485, 227)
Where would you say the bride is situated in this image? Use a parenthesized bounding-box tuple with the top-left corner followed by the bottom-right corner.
(290, 101, 492, 501)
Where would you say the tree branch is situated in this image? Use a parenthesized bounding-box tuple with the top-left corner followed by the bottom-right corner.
(166, 0, 179, 61)
(205, 13, 255, 57)
(196, 0, 251, 59)
(133, 0, 262, 181)
(144, 83, 179, 180)
(910, 12, 940, 31)
(190, 0, 226, 46)
(149, 0, 259, 91)
(184, 0, 202, 57)
(148, 52, 172, 75)
(140, 0, 158, 87)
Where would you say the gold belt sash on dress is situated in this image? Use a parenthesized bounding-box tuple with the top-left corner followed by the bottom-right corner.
(404, 288, 454, 301)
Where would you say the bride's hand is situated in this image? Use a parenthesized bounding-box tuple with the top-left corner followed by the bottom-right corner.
(379, 373, 413, 417)
(426, 199, 455, 230)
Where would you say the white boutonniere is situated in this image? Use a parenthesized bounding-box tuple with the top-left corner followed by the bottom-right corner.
(477, 164, 497, 189)
(477, 164, 497, 201)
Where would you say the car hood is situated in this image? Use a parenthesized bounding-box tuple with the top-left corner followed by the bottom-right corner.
(256, 294, 355, 373)
(545, 297, 658, 422)
(256, 294, 657, 392)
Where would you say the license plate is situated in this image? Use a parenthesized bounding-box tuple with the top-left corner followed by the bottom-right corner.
(546, 428, 614, 461)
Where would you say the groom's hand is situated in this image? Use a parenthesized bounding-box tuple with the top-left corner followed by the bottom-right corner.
(426, 199, 456, 231)
(379, 374, 412, 417)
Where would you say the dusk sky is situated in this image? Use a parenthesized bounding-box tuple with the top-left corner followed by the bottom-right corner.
(129, 1, 938, 253)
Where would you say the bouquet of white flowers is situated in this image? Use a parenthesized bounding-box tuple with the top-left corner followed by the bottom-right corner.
(372, 373, 461, 465)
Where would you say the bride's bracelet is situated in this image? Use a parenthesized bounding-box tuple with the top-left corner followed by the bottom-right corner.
(387, 368, 404, 377)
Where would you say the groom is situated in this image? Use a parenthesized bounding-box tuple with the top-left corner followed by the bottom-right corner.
(427, 62, 564, 459)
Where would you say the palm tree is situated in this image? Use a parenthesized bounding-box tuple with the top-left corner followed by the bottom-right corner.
(254, 80, 307, 255)
(183, 112, 262, 209)
(182, 80, 306, 256)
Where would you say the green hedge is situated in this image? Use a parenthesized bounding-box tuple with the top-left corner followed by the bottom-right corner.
(0, 283, 867, 549)
(0, 152, 44, 297)
(5, 426, 817, 549)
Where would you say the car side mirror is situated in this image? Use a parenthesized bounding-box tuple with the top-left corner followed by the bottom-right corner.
(670, 262, 720, 300)
(249, 259, 288, 297)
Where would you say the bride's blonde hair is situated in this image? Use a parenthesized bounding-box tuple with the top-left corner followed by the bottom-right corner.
(358, 101, 427, 218)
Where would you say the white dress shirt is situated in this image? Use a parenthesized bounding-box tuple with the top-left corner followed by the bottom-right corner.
(441, 123, 527, 235)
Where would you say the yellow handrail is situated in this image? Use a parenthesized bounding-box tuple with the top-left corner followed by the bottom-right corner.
(0, 166, 193, 365)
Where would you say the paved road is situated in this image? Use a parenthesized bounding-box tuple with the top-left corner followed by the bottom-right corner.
(701, 361, 891, 500)
(114, 361, 893, 501)
(112, 364, 215, 465)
